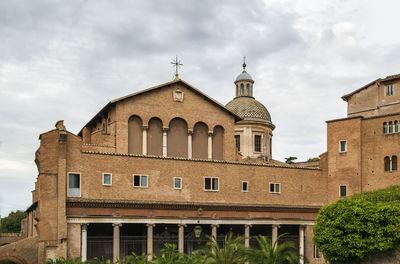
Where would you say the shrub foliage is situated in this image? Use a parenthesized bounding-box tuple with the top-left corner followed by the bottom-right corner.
(313, 185, 400, 263)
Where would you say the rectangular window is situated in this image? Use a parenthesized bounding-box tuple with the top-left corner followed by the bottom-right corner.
(174, 177, 182, 189)
(103, 173, 112, 186)
(254, 135, 261, 152)
(133, 175, 148, 187)
(339, 140, 347, 153)
(235, 135, 240, 151)
(68, 173, 80, 197)
(340, 185, 347, 197)
(269, 183, 280, 194)
(204, 177, 219, 191)
(386, 84, 393, 96)
(242, 181, 248, 192)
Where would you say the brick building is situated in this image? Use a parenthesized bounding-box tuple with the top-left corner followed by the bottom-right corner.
(0, 67, 399, 264)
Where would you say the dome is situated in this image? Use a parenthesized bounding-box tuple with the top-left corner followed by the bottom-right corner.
(226, 96, 272, 123)
(235, 71, 253, 82)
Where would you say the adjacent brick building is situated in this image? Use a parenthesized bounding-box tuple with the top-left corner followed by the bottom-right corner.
(1, 68, 399, 264)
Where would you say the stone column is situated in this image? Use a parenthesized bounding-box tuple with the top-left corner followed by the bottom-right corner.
(162, 127, 168, 157)
(244, 224, 252, 248)
(81, 224, 88, 262)
(211, 224, 219, 240)
(208, 131, 213, 159)
(188, 130, 193, 159)
(178, 224, 186, 253)
(272, 224, 279, 249)
(142, 125, 148, 155)
(147, 223, 155, 260)
(299, 225, 305, 264)
(113, 223, 122, 262)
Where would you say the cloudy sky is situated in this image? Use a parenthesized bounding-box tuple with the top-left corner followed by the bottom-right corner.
(1, 0, 400, 216)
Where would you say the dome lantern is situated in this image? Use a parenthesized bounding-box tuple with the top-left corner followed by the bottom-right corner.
(234, 57, 254, 97)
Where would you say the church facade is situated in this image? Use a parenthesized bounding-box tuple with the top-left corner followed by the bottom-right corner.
(1, 65, 399, 264)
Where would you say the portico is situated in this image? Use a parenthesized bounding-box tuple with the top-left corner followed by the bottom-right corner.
(70, 217, 312, 261)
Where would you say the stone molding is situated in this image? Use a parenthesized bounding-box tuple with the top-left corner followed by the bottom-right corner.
(81, 150, 321, 170)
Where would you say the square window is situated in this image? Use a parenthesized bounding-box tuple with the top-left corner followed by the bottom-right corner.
(339, 140, 347, 153)
(340, 185, 347, 197)
(242, 181, 248, 192)
(254, 135, 262, 152)
(103, 173, 112, 186)
(269, 183, 280, 194)
(204, 177, 219, 191)
(133, 175, 148, 187)
(174, 177, 182, 189)
(68, 173, 80, 197)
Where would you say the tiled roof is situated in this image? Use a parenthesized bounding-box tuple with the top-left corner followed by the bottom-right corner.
(225, 96, 272, 123)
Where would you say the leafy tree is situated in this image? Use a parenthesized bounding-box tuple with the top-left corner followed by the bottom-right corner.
(197, 233, 246, 264)
(0, 210, 27, 233)
(306, 157, 319, 162)
(244, 235, 301, 264)
(284, 157, 297, 164)
(313, 186, 400, 263)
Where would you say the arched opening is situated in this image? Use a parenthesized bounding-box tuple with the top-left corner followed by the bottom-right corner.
(128, 115, 143, 154)
(246, 84, 250, 96)
(395, 121, 399, 133)
(389, 121, 393, 133)
(392, 156, 398, 171)
(240, 84, 244, 95)
(383, 122, 387, 134)
(147, 117, 163, 156)
(192, 122, 208, 159)
(168, 118, 188, 158)
(212, 125, 224, 160)
(384, 156, 391, 172)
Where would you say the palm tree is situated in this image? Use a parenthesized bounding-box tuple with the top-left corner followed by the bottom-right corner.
(152, 243, 188, 264)
(244, 234, 303, 264)
(198, 233, 246, 264)
(117, 252, 150, 264)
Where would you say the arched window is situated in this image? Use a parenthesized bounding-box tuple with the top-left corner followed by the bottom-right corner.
(240, 84, 244, 95)
(147, 117, 163, 156)
(168, 118, 188, 157)
(384, 156, 391, 172)
(389, 121, 393, 133)
(246, 84, 250, 95)
(192, 122, 208, 159)
(392, 156, 398, 171)
(395, 121, 399, 133)
(212, 125, 224, 160)
(383, 122, 387, 134)
(128, 115, 143, 154)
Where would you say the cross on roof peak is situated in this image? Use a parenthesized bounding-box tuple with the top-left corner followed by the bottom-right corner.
(171, 56, 183, 79)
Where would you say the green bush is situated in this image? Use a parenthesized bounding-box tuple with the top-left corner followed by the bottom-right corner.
(313, 185, 400, 263)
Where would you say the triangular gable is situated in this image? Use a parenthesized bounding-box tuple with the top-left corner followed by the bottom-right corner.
(78, 78, 241, 136)
(342, 73, 400, 101)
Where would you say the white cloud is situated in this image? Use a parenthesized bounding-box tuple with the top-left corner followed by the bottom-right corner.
(1, 0, 400, 215)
